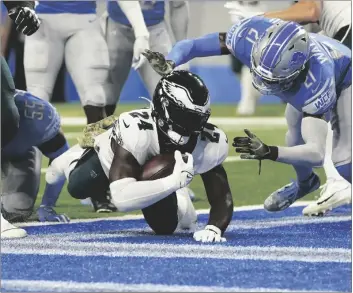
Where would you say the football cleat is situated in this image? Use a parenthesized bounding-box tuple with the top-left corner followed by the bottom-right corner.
(303, 178, 351, 216)
(264, 173, 320, 212)
(1, 213, 27, 239)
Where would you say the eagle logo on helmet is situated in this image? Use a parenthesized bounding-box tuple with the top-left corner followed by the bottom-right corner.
(162, 79, 194, 105)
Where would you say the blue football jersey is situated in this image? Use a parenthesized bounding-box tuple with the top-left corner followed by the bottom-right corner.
(226, 16, 351, 115)
(2, 91, 61, 158)
(108, 0, 165, 27)
(35, 1, 96, 14)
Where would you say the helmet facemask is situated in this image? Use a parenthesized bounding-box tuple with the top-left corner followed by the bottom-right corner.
(154, 96, 210, 146)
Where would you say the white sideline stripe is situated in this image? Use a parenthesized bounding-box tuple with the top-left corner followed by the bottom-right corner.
(61, 116, 287, 127)
(1, 280, 325, 293)
(3, 240, 350, 263)
(18, 202, 314, 227)
(40, 155, 243, 174)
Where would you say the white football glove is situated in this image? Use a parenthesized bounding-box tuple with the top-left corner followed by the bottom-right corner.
(172, 151, 194, 189)
(142, 49, 175, 76)
(132, 36, 150, 70)
(193, 225, 226, 243)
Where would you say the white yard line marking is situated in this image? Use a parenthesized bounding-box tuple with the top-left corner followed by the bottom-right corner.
(61, 116, 287, 127)
(3, 239, 350, 263)
(0, 280, 324, 293)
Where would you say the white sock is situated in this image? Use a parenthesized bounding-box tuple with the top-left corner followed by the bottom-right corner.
(176, 188, 197, 230)
(323, 123, 342, 180)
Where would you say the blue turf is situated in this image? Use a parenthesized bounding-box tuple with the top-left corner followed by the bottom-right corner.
(2, 205, 351, 292)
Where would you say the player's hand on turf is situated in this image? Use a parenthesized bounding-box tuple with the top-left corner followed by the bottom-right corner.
(193, 225, 226, 243)
(142, 49, 175, 76)
(172, 151, 194, 189)
(8, 7, 40, 36)
(232, 129, 271, 160)
(37, 206, 70, 223)
(132, 36, 150, 70)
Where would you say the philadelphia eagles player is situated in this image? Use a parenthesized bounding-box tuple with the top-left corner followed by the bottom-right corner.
(46, 71, 233, 242)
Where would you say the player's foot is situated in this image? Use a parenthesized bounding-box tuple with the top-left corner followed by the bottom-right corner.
(1, 213, 27, 239)
(92, 199, 117, 213)
(303, 178, 351, 216)
(264, 173, 320, 212)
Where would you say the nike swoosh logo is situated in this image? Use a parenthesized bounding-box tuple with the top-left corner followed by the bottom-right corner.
(123, 120, 130, 128)
(317, 194, 335, 205)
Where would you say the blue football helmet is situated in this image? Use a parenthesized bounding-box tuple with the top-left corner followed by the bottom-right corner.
(251, 20, 310, 95)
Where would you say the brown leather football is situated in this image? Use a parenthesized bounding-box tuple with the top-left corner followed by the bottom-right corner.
(141, 153, 175, 180)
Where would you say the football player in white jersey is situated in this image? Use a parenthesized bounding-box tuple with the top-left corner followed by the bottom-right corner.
(225, 1, 294, 115)
(46, 71, 233, 243)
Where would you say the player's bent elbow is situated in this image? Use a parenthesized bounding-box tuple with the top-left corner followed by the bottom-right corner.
(111, 198, 134, 213)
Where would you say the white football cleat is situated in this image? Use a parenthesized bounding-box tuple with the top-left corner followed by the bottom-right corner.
(302, 178, 351, 216)
(1, 212, 27, 239)
(176, 187, 197, 231)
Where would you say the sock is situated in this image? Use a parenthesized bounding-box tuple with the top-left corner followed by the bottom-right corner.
(336, 163, 352, 183)
(83, 105, 106, 124)
(105, 105, 116, 116)
(323, 122, 342, 180)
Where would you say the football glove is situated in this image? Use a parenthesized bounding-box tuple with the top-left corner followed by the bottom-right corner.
(37, 206, 70, 223)
(172, 151, 194, 189)
(142, 49, 175, 76)
(193, 225, 226, 243)
(132, 36, 150, 70)
(233, 129, 278, 174)
(8, 6, 40, 36)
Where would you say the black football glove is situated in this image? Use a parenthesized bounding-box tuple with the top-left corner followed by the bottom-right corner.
(141, 49, 176, 76)
(8, 6, 40, 36)
(233, 129, 278, 174)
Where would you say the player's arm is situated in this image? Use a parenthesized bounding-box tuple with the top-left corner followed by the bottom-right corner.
(117, 1, 150, 69)
(233, 116, 328, 168)
(37, 131, 70, 222)
(109, 144, 193, 212)
(142, 32, 230, 75)
(201, 164, 234, 232)
(264, 1, 321, 24)
(169, 1, 189, 42)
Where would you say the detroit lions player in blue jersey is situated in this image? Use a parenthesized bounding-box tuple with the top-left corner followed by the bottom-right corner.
(2, 90, 70, 226)
(143, 16, 351, 214)
(104, 0, 189, 116)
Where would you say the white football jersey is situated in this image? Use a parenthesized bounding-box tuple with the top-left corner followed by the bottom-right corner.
(94, 108, 229, 178)
(319, 1, 351, 38)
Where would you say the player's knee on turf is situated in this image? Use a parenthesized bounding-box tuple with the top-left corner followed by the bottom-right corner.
(142, 194, 179, 235)
(67, 149, 109, 200)
(1, 192, 35, 222)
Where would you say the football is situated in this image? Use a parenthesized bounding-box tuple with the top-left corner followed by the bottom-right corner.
(141, 153, 175, 180)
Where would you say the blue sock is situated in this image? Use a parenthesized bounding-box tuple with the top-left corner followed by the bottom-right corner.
(336, 163, 352, 183)
(41, 179, 66, 207)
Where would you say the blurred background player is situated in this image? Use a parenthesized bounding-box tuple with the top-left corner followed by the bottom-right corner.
(1, 1, 40, 149)
(24, 1, 113, 125)
(1, 90, 70, 239)
(103, 0, 189, 116)
(224, 1, 294, 116)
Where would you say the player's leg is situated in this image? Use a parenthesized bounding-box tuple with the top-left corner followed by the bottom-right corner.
(139, 22, 173, 96)
(332, 86, 352, 182)
(105, 18, 134, 115)
(65, 15, 114, 123)
(24, 14, 65, 101)
(303, 87, 352, 215)
(2, 147, 42, 222)
(1, 56, 20, 148)
(142, 188, 197, 235)
(264, 104, 320, 211)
